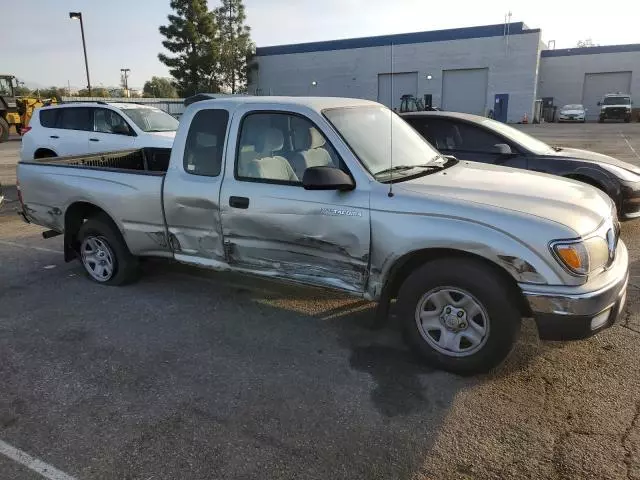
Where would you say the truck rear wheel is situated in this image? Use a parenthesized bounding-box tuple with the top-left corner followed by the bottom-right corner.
(0, 117, 9, 142)
(397, 258, 522, 375)
(77, 213, 139, 286)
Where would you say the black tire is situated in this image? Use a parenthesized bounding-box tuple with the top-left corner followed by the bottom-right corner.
(76, 213, 139, 286)
(624, 117, 631, 123)
(598, 117, 605, 123)
(0, 117, 9, 143)
(397, 258, 522, 375)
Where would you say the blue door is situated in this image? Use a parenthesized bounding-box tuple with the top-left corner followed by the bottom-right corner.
(493, 94, 509, 123)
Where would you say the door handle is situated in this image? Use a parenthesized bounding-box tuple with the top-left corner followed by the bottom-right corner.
(89, 138, 100, 142)
(229, 196, 249, 209)
(49, 135, 59, 139)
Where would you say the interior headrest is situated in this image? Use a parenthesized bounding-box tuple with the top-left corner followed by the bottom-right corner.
(309, 128, 326, 149)
(292, 125, 311, 151)
(256, 128, 284, 154)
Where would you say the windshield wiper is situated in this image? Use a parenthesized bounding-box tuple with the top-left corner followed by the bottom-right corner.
(553, 146, 563, 152)
(375, 156, 448, 176)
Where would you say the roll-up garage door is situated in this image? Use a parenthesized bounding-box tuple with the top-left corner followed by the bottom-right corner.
(377, 72, 418, 111)
(442, 68, 489, 115)
(582, 72, 632, 120)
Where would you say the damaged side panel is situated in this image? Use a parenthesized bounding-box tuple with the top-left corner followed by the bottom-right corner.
(163, 171, 226, 263)
(219, 182, 371, 294)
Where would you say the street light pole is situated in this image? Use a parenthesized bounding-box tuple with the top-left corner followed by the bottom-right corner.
(120, 68, 130, 97)
(69, 12, 91, 96)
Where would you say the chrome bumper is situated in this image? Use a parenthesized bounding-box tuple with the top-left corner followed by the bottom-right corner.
(521, 241, 629, 340)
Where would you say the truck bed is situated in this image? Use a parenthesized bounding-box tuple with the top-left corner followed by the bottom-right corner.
(30, 147, 171, 173)
(18, 148, 172, 257)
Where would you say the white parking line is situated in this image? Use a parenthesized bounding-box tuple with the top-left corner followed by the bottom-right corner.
(0, 239, 60, 254)
(620, 132, 640, 160)
(0, 439, 78, 480)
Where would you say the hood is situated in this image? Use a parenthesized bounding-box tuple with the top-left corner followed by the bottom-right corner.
(148, 130, 177, 140)
(559, 109, 584, 115)
(554, 147, 640, 174)
(397, 161, 611, 236)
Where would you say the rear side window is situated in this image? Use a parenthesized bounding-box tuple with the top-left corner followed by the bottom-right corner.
(58, 107, 92, 131)
(39, 109, 59, 128)
(183, 109, 229, 177)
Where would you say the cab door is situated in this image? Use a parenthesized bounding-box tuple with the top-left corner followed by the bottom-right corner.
(218, 106, 371, 294)
(88, 107, 135, 153)
(163, 108, 230, 265)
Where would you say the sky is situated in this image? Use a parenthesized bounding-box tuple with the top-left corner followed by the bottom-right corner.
(3, 0, 639, 90)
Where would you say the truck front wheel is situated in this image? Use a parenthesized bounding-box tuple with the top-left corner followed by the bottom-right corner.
(397, 258, 522, 375)
(77, 213, 139, 286)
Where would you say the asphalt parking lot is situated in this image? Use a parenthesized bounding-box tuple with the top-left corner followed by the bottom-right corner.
(1, 123, 640, 480)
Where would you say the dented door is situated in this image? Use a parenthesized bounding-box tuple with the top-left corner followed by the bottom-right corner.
(163, 108, 230, 264)
(220, 181, 371, 293)
(218, 107, 370, 294)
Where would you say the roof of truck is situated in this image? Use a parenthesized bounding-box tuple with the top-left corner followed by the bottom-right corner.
(189, 96, 381, 111)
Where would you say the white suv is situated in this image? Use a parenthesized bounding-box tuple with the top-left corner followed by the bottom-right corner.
(21, 102, 179, 161)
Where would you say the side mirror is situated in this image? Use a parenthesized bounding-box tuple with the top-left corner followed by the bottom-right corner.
(303, 166, 355, 191)
(493, 143, 513, 156)
(112, 124, 130, 135)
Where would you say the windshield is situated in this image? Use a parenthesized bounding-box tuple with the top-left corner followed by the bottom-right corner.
(324, 106, 441, 178)
(603, 96, 631, 105)
(479, 117, 555, 155)
(562, 104, 583, 110)
(121, 107, 179, 132)
(0, 78, 13, 96)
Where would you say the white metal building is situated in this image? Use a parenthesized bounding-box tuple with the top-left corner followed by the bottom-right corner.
(250, 22, 640, 123)
(538, 45, 640, 121)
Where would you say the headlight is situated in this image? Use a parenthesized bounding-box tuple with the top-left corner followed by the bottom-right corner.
(551, 240, 590, 275)
(601, 163, 640, 182)
(551, 219, 616, 276)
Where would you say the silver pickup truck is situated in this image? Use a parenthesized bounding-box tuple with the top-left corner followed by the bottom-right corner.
(17, 97, 629, 374)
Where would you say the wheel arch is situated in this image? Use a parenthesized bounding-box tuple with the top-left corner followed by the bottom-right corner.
(63, 201, 121, 262)
(380, 248, 532, 319)
(564, 169, 621, 207)
(33, 147, 58, 159)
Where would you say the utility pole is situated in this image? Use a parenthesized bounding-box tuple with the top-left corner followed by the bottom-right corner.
(120, 68, 130, 98)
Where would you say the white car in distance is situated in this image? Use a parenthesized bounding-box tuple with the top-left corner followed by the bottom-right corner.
(557, 104, 586, 123)
(21, 102, 178, 161)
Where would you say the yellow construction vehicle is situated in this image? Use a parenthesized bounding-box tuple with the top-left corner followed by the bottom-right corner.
(0, 75, 57, 142)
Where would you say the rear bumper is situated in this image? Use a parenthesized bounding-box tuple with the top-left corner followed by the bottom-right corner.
(521, 242, 629, 340)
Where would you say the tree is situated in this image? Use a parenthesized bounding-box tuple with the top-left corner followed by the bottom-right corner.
(215, 0, 254, 93)
(15, 86, 32, 96)
(143, 77, 179, 98)
(158, 0, 220, 97)
(576, 38, 598, 48)
(77, 87, 110, 97)
(34, 87, 67, 101)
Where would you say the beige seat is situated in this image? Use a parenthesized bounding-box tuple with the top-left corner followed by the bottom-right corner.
(289, 125, 334, 179)
(246, 128, 298, 182)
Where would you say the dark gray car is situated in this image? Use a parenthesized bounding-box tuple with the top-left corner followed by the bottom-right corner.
(402, 111, 640, 220)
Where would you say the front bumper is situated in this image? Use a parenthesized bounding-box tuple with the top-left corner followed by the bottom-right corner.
(601, 109, 632, 120)
(558, 115, 585, 122)
(521, 241, 629, 340)
(620, 179, 640, 219)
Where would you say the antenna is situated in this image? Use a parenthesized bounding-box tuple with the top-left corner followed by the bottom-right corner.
(388, 42, 394, 198)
